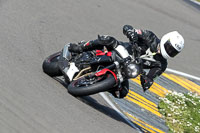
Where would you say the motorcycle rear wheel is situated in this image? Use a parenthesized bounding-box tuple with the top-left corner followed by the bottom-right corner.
(68, 74, 116, 96)
(42, 51, 63, 77)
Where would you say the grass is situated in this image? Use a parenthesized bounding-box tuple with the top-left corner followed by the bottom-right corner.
(197, 0, 200, 2)
(158, 91, 200, 133)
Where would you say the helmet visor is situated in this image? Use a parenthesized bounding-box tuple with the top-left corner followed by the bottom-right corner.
(164, 40, 179, 57)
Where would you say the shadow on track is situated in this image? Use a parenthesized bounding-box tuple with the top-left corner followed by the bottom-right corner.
(53, 77, 143, 131)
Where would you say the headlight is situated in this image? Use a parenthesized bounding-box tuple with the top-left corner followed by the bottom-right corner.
(126, 63, 141, 78)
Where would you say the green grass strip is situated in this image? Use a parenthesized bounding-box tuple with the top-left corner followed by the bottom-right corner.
(158, 91, 200, 133)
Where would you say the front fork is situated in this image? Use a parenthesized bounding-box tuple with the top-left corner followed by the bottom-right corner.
(95, 61, 123, 86)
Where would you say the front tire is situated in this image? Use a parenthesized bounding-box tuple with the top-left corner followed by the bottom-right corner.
(42, 51, 63, 77)
(68, 74, 116, 96)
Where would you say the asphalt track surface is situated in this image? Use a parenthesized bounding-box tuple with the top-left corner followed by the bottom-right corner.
(0, 0, 199, 133)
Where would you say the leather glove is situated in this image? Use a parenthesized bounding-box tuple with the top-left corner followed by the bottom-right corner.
(140, 74, 154, 92)
(123, 25, 133, 35)
(123, 25, 138, 43)
(68, 43, 83, 53)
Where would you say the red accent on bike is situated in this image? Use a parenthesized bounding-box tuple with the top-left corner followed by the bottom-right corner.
(96, 50, 112, 56)
(95, 68, 117, 81)
(96, 50, 105, 56)
(107, 52, 112, 56)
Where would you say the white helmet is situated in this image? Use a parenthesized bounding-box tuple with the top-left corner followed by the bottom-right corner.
(160, 31, 184, 59)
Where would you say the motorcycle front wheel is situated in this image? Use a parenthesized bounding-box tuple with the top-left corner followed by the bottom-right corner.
(68, 74, 116, 96)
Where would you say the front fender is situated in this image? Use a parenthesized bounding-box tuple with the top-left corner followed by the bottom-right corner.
(95, 68, 117, 82)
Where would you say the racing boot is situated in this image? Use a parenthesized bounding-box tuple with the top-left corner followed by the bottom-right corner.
(68, 43, 83, 53)
(68, 35, 118, 53)
(68, 41, 94, 53)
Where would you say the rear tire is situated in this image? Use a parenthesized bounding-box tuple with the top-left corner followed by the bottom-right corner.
(68, 74, 116, 96)
(42, 51, 63, 77)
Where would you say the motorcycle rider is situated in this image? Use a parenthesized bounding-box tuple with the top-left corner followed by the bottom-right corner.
(68, 25, 184, 98)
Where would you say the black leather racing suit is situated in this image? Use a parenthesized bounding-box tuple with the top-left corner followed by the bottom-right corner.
(132, 29, 168, 80)
(68, 27, 168, 98)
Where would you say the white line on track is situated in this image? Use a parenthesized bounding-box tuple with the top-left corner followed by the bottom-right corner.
(190, 0, 200, 5)
(166, 68, 200, 81)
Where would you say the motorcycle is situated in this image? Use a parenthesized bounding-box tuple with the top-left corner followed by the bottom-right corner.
(42, 35, 155, 97)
